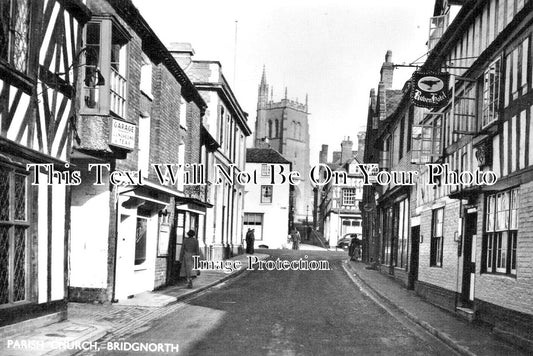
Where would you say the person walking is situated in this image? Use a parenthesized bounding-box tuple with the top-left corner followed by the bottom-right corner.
(245, 228, 255, 254)
(179, 229, 200, 288)
(348, 234, 361, 261)
(291, 228, 301, 250)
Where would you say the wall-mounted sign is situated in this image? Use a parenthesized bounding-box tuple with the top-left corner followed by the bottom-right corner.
(157, 222, 170, 256)
(410, 71, 450, 108)
(110, 118, 136, 149)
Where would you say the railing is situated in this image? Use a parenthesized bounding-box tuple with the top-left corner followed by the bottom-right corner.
(110, 67, 126, 118)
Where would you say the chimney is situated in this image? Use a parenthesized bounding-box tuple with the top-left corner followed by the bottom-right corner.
(340, 137, 353, 164)
(168, 42, 195, 68)
(380, 50, 394, 90)
(319, 144, 329, 164)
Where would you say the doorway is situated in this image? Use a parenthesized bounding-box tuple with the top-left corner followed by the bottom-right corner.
(408, 225, 419, 290)
(461, 211, 477, 307)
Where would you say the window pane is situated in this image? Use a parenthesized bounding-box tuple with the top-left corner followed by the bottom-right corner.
(510, 231, 517, 274)
(14, 174, 26, 221)
(0, 168, 9, 221)
(13, 226, 26, 301)
(11, 0, 31, 72)
(0, 226, 9, 304)
(0, 1, 9, 59)
(84, 22, 101, 109)
(487, 234, 493, 270)
(261, 186, 272, 203)
(135, 218, 147, 265)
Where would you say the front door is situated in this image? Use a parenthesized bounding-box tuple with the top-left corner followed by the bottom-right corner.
(408, 225, 420, 290)
(461, 212, 477, 306)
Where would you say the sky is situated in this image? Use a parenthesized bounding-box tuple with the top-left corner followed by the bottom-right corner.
(133, 0, 435, 165)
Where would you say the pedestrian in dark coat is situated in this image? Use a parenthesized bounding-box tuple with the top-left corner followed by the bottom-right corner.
(349, 235, 360, 261)
(179, 230, 200, 288)
(245, 228, 255, 254)
(291, 228, 301, 250)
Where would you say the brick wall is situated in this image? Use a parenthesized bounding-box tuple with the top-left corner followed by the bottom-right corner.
(417, 199, 462, 293)
(475, 181, 533, 316)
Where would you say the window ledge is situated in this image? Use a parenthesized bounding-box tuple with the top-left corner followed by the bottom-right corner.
(141, 89, 153, 101)
(480, 272, 517, 279)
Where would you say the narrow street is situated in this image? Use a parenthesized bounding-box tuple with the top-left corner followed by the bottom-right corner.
(94, 250, 457, 356)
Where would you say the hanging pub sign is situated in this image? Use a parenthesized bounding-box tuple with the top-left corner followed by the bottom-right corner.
(410, 71, 450, 108)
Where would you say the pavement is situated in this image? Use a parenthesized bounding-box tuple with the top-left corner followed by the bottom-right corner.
(344, 259, 529, 356)
(0, 253, 269, 356)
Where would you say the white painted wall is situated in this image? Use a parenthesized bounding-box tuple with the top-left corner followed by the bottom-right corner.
(51, 184, 65, 300)
(70, 168, 110, 289)
(114, 197, 158, 300)
(37, 174, 48, 303)
(243, 162, 290, 249)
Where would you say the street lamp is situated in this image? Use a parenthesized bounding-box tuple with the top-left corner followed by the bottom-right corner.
(306, 205, 309, 240)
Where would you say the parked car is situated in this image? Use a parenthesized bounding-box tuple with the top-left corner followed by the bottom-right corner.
(336, 233, 359, 249)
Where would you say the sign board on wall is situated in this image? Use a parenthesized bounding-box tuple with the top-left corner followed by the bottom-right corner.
(410, 71, 450, 108)
(110, 118, 136, 149)
(157, 223, 170, 257)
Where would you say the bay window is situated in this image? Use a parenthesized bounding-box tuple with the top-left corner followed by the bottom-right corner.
(82, 17, 130, 117)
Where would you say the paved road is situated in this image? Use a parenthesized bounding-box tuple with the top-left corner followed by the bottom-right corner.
(97, 250, 458, 355)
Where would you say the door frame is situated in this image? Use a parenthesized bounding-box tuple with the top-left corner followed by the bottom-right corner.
(461, 211, 477, 307)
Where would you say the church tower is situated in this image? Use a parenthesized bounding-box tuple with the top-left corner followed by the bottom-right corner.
(254, 67, 312, 225)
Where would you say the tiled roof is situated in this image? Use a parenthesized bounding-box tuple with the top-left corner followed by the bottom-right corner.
(385, 89, 404, 116)
(246, 148, 291, 164)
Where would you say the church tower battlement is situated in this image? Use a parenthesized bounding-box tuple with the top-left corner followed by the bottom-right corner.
(254, 66, 312, 224)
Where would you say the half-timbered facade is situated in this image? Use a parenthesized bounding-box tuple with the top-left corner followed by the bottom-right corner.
(363, 0, 533, 349)
(318, 157, 364, 249)
(0, 0, 90, 327)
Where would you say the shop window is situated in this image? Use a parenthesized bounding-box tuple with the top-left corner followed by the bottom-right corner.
(430, 207, 444, 267)
(395, 199, 409, 269)
(483, 188, 518, 275)
(82, 18, 129, 117)
(481, 58, 501, 128)
(0, 165, 29, 305)
(0, 0, 30, 73)
(260, 185, 273, 203)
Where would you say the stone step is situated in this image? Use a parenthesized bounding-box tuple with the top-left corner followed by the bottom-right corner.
(456, 306, 475, 323)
